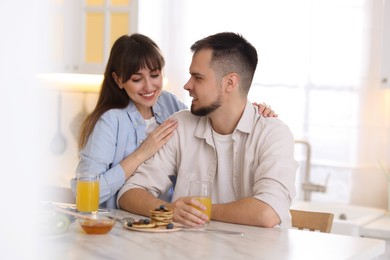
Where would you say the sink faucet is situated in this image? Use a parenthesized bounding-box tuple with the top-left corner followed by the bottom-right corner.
(294, 140, 328, 201)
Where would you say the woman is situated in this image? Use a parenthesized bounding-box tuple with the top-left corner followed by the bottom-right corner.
(71, 34, 275, 209)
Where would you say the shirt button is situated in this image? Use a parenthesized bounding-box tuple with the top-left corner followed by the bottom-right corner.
(139, 140, 144, 144)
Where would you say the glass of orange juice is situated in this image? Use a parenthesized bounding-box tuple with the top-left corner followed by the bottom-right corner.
(189, 180, 212, 224)
(76, 173, 99, 214)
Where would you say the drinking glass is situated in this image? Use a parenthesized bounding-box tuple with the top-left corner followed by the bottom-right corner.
(76, 173, 99, 214)
(188, 180, 212, 224)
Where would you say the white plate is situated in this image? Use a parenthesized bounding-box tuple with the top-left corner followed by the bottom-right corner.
(123, 223, 182, 233)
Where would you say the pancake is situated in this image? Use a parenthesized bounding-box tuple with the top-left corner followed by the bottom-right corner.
(150, 205, 173, 226)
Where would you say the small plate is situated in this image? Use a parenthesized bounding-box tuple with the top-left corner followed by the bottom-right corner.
(123, 222, 182, 233)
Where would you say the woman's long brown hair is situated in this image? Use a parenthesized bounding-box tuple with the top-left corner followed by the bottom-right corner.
(78, 34, 165, 150)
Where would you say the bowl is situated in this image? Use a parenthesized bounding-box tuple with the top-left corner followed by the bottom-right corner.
(78, 216, 116, 235)
(41, 212, 73, 236)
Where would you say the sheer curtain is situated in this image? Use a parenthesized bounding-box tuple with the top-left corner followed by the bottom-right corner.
(138, 0, 389, 208)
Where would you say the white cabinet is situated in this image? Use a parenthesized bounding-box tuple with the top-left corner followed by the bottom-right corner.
(48, 0, 138, 75)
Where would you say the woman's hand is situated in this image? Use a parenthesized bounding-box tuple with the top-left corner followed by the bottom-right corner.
(137, 118, 178, 160)
(253, 102, 278, 117)
(120, 118, 178, 180)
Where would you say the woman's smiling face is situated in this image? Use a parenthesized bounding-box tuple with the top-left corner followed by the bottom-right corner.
(115, 68, 163, 116)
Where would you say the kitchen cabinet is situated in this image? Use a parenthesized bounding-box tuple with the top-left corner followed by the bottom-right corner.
(48, 0, 138, 74)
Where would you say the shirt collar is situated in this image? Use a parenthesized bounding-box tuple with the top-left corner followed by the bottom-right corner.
(195, 100, 256, 139)
(235, 100, 257, 134)
(124, 101, 145, 128)
(152, 98, 164, 123)
(124, 97, 165, 125)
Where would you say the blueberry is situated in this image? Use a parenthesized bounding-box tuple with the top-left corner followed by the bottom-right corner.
(126, 222, 133, 227)
(144, 219, 150, 224)
(166, 223, 174, 229)
(159, 205, 168, 211)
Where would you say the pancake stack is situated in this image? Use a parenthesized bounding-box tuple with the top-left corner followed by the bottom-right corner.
(150, 205, 174, 226)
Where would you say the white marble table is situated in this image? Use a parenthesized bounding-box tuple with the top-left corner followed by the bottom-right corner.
(41, 209, 386, 260)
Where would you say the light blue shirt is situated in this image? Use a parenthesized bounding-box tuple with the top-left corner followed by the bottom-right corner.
(71, 90, 187, 209)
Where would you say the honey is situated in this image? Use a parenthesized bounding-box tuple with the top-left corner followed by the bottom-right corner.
(79, 220, 115, 234)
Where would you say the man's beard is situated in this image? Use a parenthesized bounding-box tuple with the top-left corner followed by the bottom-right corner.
(191, 94, 222, 116)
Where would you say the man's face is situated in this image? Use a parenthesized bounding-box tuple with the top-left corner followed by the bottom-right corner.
(184, 49, 223, 116)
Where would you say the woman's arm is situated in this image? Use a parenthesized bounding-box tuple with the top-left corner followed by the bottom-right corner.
(120, 118, 177, 179)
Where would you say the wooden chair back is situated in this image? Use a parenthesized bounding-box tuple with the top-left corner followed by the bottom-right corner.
(290, 209, 334, 233)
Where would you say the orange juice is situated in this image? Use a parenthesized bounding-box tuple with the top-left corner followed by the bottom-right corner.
(76, 180, 99, 212)
(193, 196, 212, 221)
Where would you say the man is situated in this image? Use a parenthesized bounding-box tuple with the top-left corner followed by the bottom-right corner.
(118, 32, 297, 228)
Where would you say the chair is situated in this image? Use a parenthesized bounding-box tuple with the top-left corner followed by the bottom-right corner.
(290, 209, 334, 233)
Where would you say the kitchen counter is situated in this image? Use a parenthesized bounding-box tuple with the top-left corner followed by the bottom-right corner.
(360, 215, 390, 260)
(40, 208, 386, 259)
(361, 215, 390, 240)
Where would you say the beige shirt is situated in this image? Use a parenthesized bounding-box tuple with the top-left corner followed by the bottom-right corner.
(118, 101, 298, 227)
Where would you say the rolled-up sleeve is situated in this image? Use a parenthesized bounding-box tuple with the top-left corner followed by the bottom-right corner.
(252, 123, 297, 227)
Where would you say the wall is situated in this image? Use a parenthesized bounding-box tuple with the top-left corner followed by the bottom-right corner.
(0, 1, 50, 258)
(43, 91, 99, 190)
